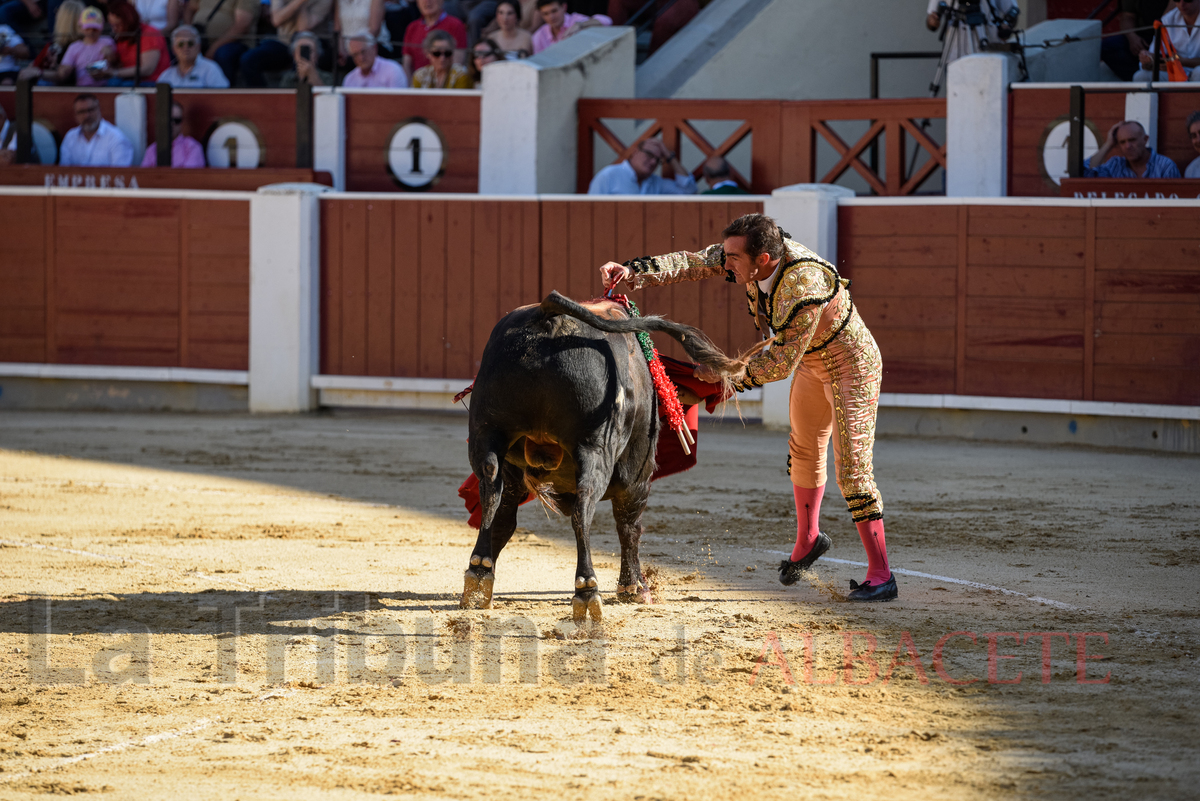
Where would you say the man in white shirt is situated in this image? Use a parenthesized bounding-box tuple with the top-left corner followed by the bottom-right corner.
(1134, 0, 1200, 81)
(587, 138, 696, 195)
(59, 94, 134, 167)
(158, 25, 231, 87)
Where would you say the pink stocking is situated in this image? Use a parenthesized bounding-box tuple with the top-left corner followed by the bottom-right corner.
(855, 519, 891, 585)
(789, 484, 824, 561)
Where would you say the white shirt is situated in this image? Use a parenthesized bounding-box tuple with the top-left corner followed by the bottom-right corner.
(1152, 7, 1200, 60)
(926, 0, 1017, 63)
(1186, 156, 1200, 179)
(136, 0, 171, 31)
(341, 55, 408, 88)
(587, 160, 696, 195)
(0, 25, 24, 72)
(1, 119, 16, 151)
(158, 55, 231, 87)
(60, 119, 134, 167)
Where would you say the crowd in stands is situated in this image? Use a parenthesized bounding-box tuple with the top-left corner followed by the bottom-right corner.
(1102, 0, 1200, 82)
(0, 0, 632, 90)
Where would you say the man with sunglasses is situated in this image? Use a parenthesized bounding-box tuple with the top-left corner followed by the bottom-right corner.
(141, 100, 205, 167)
(158, 24, 230, 87)
(587, 137, 696, 195)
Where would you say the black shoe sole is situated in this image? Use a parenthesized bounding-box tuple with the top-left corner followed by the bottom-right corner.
(779, 532, 831, 586)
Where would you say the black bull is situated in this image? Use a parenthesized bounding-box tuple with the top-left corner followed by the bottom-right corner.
(461, 291, 747, 622)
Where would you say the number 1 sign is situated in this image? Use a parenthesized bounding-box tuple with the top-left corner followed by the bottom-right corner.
(387, 118, 446, 190)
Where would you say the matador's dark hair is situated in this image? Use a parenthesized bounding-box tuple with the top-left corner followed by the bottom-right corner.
(722, 213, 787, 261)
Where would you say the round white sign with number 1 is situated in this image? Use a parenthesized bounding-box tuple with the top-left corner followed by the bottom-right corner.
(388, 119, 445, 189)
(206, 120, 263, 169)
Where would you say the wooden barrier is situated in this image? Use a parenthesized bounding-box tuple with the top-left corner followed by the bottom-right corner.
(1010, 86, 1200, 197)
(318, 197, 766, 378)
(0, 166, 332, 190)
(0, 193, 250, 369)
(839, 202, 1200, 406)
(577, 98, 946, 196)
(1059, 178, 1200, 198)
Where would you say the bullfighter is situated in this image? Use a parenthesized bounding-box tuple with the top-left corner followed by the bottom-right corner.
(600, 213, 897, 601)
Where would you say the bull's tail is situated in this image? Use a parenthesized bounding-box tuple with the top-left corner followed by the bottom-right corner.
(539, 290, 764, 383)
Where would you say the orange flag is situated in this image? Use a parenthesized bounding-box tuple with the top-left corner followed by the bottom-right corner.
(1154, 20, 1190, 82)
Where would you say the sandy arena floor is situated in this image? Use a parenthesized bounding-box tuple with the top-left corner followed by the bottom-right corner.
(0, 409, 1198, 799)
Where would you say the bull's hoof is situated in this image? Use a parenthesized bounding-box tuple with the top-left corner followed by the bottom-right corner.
(460, 569, 495, 609)
(616, 581, 654, 605)
(572, 592, 602, 622)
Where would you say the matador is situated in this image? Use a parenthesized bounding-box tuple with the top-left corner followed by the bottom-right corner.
(600, 212, 896, 601)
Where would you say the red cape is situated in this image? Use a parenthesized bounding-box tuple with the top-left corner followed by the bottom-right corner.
(457, 355, 730, 529)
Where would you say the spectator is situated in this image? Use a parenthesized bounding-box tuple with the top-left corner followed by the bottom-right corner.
(283, 29, 332, 84)
(0, 23, 28, 83)
(402, 0, 466, 75)
(60, 93, 134, 167)
(158, 24, 230, 86)
(0, 0, 43, 34)
(137, 0, 181, 33)
(607, 0, 697, 55)
(701, 155, 746, 194)
(18, 0, 85, 85)
(588, 138, 696, 195)
(1085, 120, 1181, 177)
(1185, 110, 1200, 177)
(336, 0, 390, 57)
(55, 6, 115, 87)
(531, 0, 609, 53)
(467, 35, 498, 85)
(341, 30, 407, 86)
(1101, 0, 1171, 81)
(411, 27, 470, 86)
(100, 0, 170, 85)
(184, 0, 259, 86)
(486, 0, 530, 57)
(239, 0, 332, 86)
(457, 0, 498, 47)
(1133, 0, 1200, 81)
(141, 100, 205, 167)
(924, 0, 1017, 67)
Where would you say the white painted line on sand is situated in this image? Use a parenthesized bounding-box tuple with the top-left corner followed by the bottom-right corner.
(768, 551, 1080, 611)
(0, 539, 260, 590)
(0, 718, 217, 785)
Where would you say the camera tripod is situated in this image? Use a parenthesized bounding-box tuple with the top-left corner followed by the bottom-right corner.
(929, 0, 999, 97)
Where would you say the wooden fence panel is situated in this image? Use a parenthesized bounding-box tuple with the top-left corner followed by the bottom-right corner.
(0, 195, 48, 362)
(183, 199, 250, 369)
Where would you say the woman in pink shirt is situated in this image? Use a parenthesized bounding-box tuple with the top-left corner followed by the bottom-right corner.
(56, 6, 115, 87)
(530, 0, 609, 54)
(141, 101, 206, 168)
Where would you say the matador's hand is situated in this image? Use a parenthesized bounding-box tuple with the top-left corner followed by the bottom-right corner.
(600, 261, 632, 292)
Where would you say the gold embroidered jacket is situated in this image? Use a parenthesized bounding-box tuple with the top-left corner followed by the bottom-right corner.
(623, 239, 852, 389)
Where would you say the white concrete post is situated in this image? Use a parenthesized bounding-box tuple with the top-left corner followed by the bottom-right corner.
(1124, 92, 1158, 153)
(479, 26, 634, 194)
(249, 183, 330, 413)
(113, 92, 147, 167)
(314, 90, 346, 191)
(755, 184, 854, 429)
(946, 54, 1011, 197)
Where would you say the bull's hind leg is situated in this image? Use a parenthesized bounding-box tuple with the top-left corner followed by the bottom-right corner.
(612, 486, 653, 604)
(461, 464, 524, 609)
(569, 451, 608, 623)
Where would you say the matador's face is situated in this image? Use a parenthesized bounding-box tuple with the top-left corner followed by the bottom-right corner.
(723, 236, 774, 284)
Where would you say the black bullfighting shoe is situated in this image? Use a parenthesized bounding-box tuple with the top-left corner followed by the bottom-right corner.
(847, 573, 898, 602)
(778, 532, 832, 586)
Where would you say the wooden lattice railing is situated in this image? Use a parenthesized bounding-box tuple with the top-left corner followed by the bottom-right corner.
(577, 98, 946, 195)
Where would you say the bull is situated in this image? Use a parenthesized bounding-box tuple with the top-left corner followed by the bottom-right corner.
(461, 291, 750, 622)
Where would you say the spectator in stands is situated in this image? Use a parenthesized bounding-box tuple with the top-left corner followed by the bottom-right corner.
(588, 138, 696, 195)
(55, 6, 115, 87)
(412, 27, 470, 86)
(336, 0, 390, 58)
(924, 0, 1017, 67)
(1086, 120, 1181, 177)
(240, 0, 331, 86)
(100, 0, 170, 84)
(60, 93, 134, 166)
(159, 25, 229, 86)
(456, 0, 498, 47)
(0, 0, 43, 35)
(1101, 0, 1170, 81)
(137, 0, 181, 33)
(531, 0, 609, 54)
(18, 0, 84, 85)
(467, 35, 498, 85)
(1185, 110, 1200, 177)
(340, 30, 407, 85)
(0, 24, 28, 83)
(486, 0, 530, 57)
(607, 0, 697, 55)
(141, 100, 205, 167)
(701, 156, 746, 194)
(1132, 0, 1200, 81)
(403, 0, 466, 75)
(184, 0, 259, 86)
(285, 29, 333, 84)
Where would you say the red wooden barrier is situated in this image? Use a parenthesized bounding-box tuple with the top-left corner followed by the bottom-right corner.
(0, 166, 331, 190)
(318, 197, 766, 378)
(0, 193, 249, 369)
(839, 202, 1200, 406)
(1059, 178, 1200, 198)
